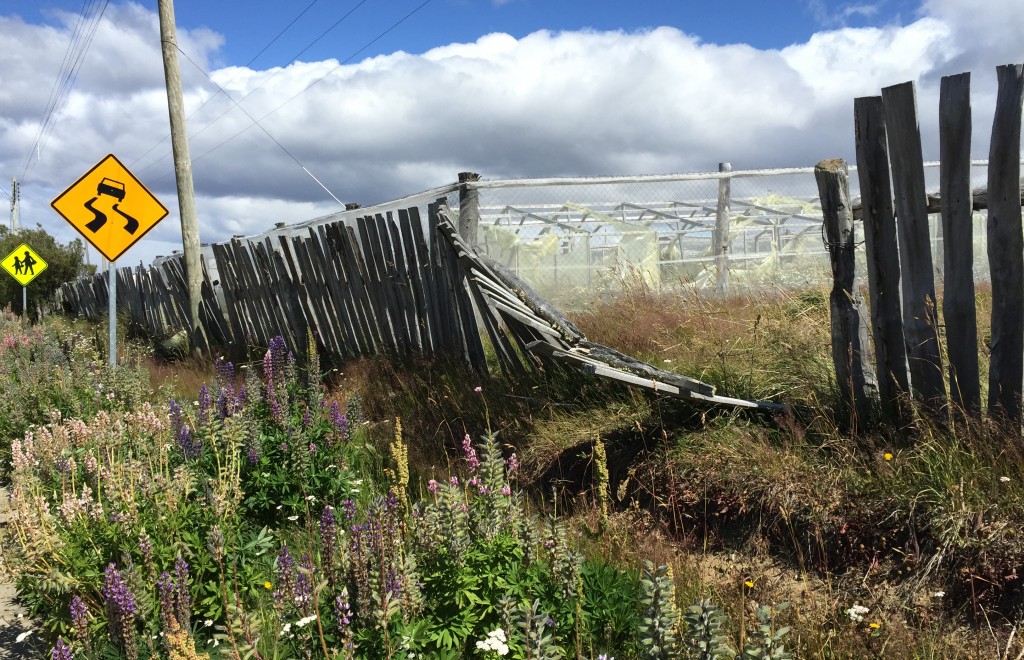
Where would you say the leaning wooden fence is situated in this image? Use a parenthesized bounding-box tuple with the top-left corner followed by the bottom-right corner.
(56, 195, 782, 411)
(819, 63, 1024, 425)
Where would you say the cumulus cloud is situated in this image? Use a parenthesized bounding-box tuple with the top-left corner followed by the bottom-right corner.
(0, 0, 1017, 265)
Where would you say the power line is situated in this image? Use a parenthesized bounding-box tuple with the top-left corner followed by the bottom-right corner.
(171, 0, 435, 173)
(129, 0, 327, 170)
(20, 0, 110, 183)
(131, 0, 370, 174)
(172, 45, 345, 206)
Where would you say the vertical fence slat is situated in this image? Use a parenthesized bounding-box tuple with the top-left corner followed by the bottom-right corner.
(713, 162, 731, 296)
(939, 72, 981, 417)
(854, 96, 910, 422)
(986, 63, 1024, 422)
(881, 80, 946, 409)
(815, 158, 874, 424)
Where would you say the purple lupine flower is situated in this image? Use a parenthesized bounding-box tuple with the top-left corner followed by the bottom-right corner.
(176, 425, 202, 460)
(217, 388, 230, 421)
(461, 434, 479, 471)
(246, 439, 261, 464)
(157, 572, 176, 628)
(215, 358, 235, 385)
(197, 384, 211, 424)
(51, 638, 72, 660)
(329, 400, 348, 435)
(138, 533, 155, 578)
(274, 546, 297, 609)
(334, 589, 354, 651)
(384, 566, 402, 600)
(294, 555, 315, 613)
(102, 563, 138, 659)
(308, 442, 317, 454)
(173, 557, 191, 630)
(427, 479, 440, 495)
(70, 595, 88, 643)
(169, 399, 183, 437)
(501, 485, 512, 496)
(302, 405, 312, 429)
(341, 499, 357, 522)
(55, 455, 72, 475)
(506, 452, 519, 474)
(320, 506, 336, 580)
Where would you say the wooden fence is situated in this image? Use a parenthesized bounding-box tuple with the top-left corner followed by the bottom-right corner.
(56, 197, 782, 411)
(819, 63, 1024, 425)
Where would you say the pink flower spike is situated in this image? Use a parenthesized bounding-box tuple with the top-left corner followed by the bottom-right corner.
(473, 386, 483, 393)
(427, 479, 439, 495)
(449, 476, 459, 487)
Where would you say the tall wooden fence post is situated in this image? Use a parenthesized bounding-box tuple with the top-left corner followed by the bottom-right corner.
(939, 72, 981, 417)
(714, 162, 731, 296)
(816, 158, 874, 425)
(458, 172, 481, 248)
(881, 81, 946, 411)
(986, 63, 1024, 424)
(854, 96, 910, 423)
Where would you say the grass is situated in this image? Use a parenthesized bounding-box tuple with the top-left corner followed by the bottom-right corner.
(343, 280, 1024, 658)
(18, 278, 1024, 658)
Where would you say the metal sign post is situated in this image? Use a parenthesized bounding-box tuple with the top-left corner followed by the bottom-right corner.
(109, 261, 116, 367)
(22, 286, 26, 316)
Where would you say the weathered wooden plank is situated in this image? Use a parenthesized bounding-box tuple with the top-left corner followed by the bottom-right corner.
(939, 73, 981, 417)
(816, 158, 875, 426)
(881, 80, 946, 407)
(344, 223, 388, 352)
(854, 95, 910, 422)
(231, 239, 273, 348)
(330, 222, 380, 354)
(398, 208, 436, 356)
(314, 224, 368, 356)
(386, 213, 422, 351)
(292, 234, 346, 362)
(986, 63, 1024, 423)
(211, 242, 247, 352)
(356, 216, 401, 352)
(377, 212, 414, 351)
(428, 201, 458, 354)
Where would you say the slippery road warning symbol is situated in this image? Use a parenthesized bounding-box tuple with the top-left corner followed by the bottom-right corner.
(51, 154, 168, 262)
(1, 243, 47, 286)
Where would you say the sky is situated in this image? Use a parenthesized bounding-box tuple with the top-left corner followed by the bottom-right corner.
(0, 0, 1020, 267)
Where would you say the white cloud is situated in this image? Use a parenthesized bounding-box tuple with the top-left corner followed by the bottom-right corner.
(0, 0, 1018, 265)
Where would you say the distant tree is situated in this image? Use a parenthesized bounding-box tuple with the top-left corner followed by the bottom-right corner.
(0, 225, 94, 317)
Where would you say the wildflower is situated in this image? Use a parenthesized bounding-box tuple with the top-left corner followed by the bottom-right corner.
(474, 386, 483, 393)
(287, 515, 299, 522)
(16, 630, 33, 643)
(932, 591, 945, 598)
(70, 595, 89, 646)
(500, 485, 511, 496)
(264, 581, 273, 590)
(197, 384, 211, 424)
(475, 627, 509, 655)
(204, 619, 213, 628)
(1000, 476, 1011, 483)
(296, 615, 317, 628)
(51, 638, 72, 660)
(883, 452, 893, 461)
(506, 452, 519, 474)
(744, 579, 755, 588)
(103, 564, 138, 659)
(427, 479, 440, 494)
(846, 604, 869, 623)
(461, 434, 480, 471)
(869, 622, 881, 629)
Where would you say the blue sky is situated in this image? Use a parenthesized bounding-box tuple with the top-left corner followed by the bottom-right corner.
(20, 0, 926, 65)
(0, 0, 1019, 265)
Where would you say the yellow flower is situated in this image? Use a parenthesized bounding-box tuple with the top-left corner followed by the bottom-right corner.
(744, 580, 755, 588)
(869, 622, 881, 629)
(263, 581, 273, 590)
(883, 452, 893, 461)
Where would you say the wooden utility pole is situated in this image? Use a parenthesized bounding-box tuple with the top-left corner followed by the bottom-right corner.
(158, 0, 207, 354)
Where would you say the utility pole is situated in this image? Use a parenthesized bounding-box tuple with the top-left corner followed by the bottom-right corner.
(10, 178, 19, 232)
(158, 0, 207, 355)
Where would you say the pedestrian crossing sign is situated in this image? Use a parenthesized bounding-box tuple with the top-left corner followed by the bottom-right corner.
(51, 154, 169, 262)
(2, 243, 48, 286)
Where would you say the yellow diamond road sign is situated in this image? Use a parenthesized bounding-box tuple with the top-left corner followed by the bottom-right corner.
(2, 243, 48, 286)
(51, 154, 169, 262)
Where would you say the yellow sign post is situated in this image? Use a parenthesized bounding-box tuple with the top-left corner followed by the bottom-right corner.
(51, 154, 169, 262)
(2, 243, 48, 316)
(2, 243, 47, 286)
(52, 154, 168, 367)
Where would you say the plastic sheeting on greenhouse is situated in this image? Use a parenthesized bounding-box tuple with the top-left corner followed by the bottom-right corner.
(478, 203, 660, 300)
